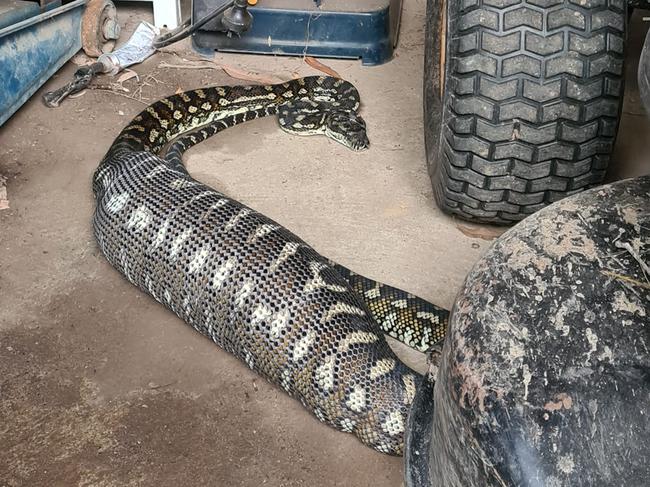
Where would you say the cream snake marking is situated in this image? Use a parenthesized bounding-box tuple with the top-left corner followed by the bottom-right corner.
(92, 76, 448, 455)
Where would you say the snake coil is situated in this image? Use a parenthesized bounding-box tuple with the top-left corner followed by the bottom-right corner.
(92, 76, 448, 455)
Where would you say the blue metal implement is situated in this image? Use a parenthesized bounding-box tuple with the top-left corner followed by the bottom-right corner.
(0, 0, 86, 126)
(0, 1, 40, 30)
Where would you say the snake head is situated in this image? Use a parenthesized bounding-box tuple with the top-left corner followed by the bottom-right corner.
(324, 111, 370, 151)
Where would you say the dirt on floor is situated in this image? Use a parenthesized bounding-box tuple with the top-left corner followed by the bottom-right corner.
(0, 1, 648, 486)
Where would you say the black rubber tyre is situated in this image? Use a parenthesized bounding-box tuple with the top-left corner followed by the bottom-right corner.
(424, 0, 627, 224)
(406, 176, 650, 486)
(639, 23, 650, 114)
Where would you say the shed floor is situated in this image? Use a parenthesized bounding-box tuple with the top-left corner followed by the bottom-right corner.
(1, 1, 648, 485)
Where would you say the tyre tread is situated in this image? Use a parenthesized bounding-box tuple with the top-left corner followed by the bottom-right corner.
(426, 0, 625, 223)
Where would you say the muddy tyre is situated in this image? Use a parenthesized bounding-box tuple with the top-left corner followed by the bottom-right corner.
(404, 176, 650, 486)
(424, 0, 627, 224)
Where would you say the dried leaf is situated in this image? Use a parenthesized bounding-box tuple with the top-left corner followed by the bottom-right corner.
(175, 86, 184, 94)
(68, 90, 87, 99)
(0, 176, 8, 210)
(220, 65, 284, 85)
(71, 53, 93, 66)
(109, 82, 129, 93)
(304, 57, 340, 78)
(159, 61, 215, 70)
(456, 223, 506, 241)
(116, 69, 139, 84)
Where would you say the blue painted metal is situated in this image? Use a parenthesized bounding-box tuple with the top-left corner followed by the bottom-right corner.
(0, 1, 40, 30)
(0, 0, 86, 126)
(191, 0, 402, 66)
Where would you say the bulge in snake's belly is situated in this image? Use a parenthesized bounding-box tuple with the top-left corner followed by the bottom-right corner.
(92, 155, 413, 422)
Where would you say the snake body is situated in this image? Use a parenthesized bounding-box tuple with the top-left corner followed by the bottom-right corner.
(92, 76, 448, 455)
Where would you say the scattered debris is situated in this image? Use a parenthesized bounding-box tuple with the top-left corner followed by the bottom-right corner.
(68, 90, 87, 99)
(0, 175, 9, 210)
(93, 82, 130, 93)
(88, 70, 164, 105)
(601, 270, 650, 290)
(116, 69, 139, 86)
(147, 381, 177, 390)
(456, 223, 506, 241)
(89, 86, 148, 105)
(544, 392, 573, 412)
(158, 52, 301, 84)
(158, 61, 215, 70)
(615, 240, 650, 278)
(71, 53, 93, 66)
(131, 71, 165, 101)
(159, 59, 287, 85)
(304, 56, 341, 78)
(220, 64, 287, 84)
(43, 22, 158, 107)
(510, 120, 521, 141)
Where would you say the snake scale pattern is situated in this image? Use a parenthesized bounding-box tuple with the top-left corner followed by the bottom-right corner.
(92, 76, 448, 455)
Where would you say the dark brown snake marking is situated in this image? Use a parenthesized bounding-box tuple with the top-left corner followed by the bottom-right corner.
(92, 76, 448, 455)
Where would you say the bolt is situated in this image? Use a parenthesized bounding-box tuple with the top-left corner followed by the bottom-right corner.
(102, 19, 121, 40)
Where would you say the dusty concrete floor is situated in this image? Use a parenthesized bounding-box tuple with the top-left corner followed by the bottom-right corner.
(1, 1, 648, 485)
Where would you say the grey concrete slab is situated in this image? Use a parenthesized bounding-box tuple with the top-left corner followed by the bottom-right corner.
(0, 2, 647, 485)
